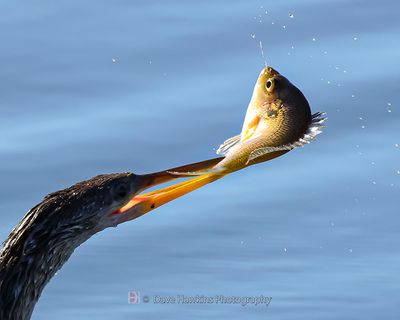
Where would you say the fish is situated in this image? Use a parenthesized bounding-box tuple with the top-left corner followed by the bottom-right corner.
(169, 66, 326, 176)
(214, 66, 326, 172)
(134, 66, 326, 206)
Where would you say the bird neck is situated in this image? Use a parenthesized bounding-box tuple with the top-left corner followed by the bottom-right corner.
(0, 217, 90, 320)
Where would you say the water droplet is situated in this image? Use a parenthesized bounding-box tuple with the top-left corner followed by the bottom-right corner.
(349, 248, 353, 253)
(323, 51, 328, 54)
(387, 102, 392, 106)
(351, 94, 355, 98)
(343, 70, 348, 73)
(395, 143, 399, 148)
(282, 25, 286, 29)
(283, 248, 287, 252)
(388, 109, 392, 113)
(327, 80, 331, 84)
(353, 36, 358, 41)
(397, 170, 400, 175)
(361, 125, 365, 129)
(291, 45, 295, 49)
(251, 34, 256, 39)
(289, 13, 294, 18)
(372, 181, 376, 185)
(312, 37, 316, 42)
(265, 10, 268, 14)
(271, 21, 275, 25)
(112, 58, 117, 63)
(149, 60, 152, 64)
(371, 161, 375, 165)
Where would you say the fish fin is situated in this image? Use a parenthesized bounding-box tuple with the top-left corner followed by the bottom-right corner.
(216, 134, 241, 156)
(246, 146, 292, 164)
(246, 112, 327, 164)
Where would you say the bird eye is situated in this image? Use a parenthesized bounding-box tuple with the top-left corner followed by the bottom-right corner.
(113, 183, 129, 201)
(266, 78, 274, 92)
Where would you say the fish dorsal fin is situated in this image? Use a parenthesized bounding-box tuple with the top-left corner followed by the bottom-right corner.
(246, 112, 327, 164)
(216, 134, 241, 156)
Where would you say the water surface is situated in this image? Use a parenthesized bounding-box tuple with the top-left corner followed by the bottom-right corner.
(0, 0, 399, 319)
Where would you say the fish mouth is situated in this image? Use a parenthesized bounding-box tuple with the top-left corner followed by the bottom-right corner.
(110, 157, 225, 222)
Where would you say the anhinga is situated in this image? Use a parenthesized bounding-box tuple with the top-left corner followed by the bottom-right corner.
(0, 65, 326, 320)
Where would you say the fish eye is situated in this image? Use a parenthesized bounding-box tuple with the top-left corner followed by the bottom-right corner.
(113, 182, 130, 201)
(266, 78, 274, 92)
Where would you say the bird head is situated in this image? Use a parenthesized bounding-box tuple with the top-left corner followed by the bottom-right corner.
(39, 157, 224, 238)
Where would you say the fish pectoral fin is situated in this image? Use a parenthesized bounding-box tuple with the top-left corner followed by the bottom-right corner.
(216, 134, 241, 156)
(241, 115, 261, 142)
(246, 111, 327, 164)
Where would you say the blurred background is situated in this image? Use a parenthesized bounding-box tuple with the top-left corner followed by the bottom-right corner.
(0, 0, 399, 319)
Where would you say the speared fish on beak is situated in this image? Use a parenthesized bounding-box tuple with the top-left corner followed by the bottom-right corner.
(171, 66, 326, 175)
(116, 66, 326, 221)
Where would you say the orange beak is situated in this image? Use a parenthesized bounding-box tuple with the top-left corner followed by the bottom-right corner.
(111, 149, 288, 223)
(110, 157, 226, 222)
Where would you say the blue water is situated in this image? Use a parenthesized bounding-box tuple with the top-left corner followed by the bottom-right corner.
(1, 0, 399, 319)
